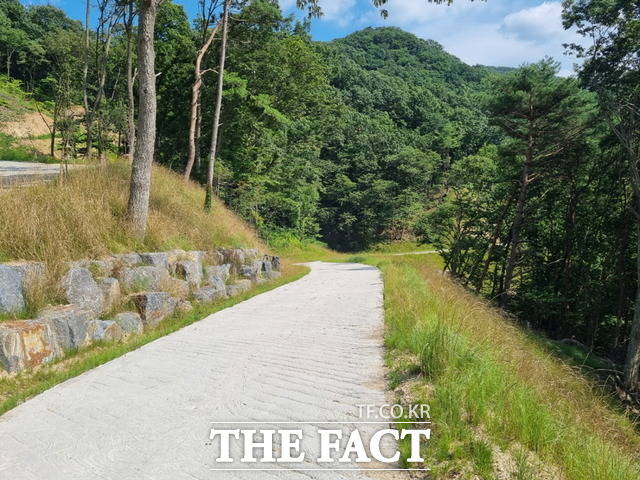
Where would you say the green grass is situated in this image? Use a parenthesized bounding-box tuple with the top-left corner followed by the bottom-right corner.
(0, 75, 41, 122)
(368, 240, 432, 254)
(0, 264, 309, 416)
(377, 255, 640, 479)
(0, 133, 53, 163)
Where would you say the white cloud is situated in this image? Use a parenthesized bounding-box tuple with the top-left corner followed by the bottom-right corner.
(289, 1, 586, 73)
(502, 2, 570, 42)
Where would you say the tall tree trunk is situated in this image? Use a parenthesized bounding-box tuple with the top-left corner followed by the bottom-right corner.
(624, 219, 640, 392)
(127, 0, 159, 239)
(6, 49, 13, 77)
(83, 0, 92, 159)
(185, 23, 219, 181)
(93, 11, 117, 167)
(50, 113, 56, 159)
(195, 102, 202, 171)
(613, 205, 632, 350)
(204, 0, 229, 210)
(474, 190, 516, 292)
(624, 152, 640, 391)
(500, 163, 530, 308)
(125, 1, 136, 163)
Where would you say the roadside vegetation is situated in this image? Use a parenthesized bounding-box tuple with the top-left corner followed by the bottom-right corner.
(381, 255, 640, 479)
(281, 242, 640, 479)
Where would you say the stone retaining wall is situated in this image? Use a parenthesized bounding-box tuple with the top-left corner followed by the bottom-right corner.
(0, 248, 280, 373)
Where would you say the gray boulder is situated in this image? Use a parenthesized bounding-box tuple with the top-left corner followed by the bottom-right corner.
(243, 249, 260, 263)
(239, 261, 262, 282)
(60, 267, 105, 315)
(205, 250, 225, 265)
(37, 305, 95, 350)
(131, 292, 178, 328)
(166, 277, 190, 300)
(113, 312, 144, 336)
(5, 261, 46, 286)
(68, 259, 114, 277)
(261, 258, 273, 275)
(265, 270, 282, 281)
(139, 252, 170, 270)
(0, 265, 25, 314)
(226, 279, 252, 297)
(194, 285, 227, 303)
(112, 253, 142, 267)
(0, 320, 61, 373)
(205, 263, 231, 283)
(99, 277, 121, 312)
(165, 249, 186, 271)
(183, 251, 205, 264)
(176, 300, 194, 314)
(265, 255, 281, 271)
(88, 320, 123, 343)
(174, 261, 203, 289)
(220, 249, 245, 273)
(118, 266, 170, 293)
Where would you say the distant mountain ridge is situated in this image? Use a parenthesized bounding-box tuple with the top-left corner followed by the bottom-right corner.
(323, 27, 513, 86)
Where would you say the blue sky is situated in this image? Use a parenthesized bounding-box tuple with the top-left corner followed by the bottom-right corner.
(25, 0, 584, 75)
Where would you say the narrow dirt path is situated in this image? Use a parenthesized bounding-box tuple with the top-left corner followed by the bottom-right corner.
(0, 262, 409, 479)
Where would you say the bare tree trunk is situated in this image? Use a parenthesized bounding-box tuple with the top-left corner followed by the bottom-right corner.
(94, 6, 118, 167)
(6, 49, 14, 77)
(624, 219, 640, 392)
(205, 0, 230, 210)
(500, 163, 530, 308)
(127, 0, 159, 239)
(125, 1, 136, 163)
(195, 102, 202, 171)
(624, 152, 640, 391)
(50, 115, 56, 158)
(83, 0, 92, 159)
(185, 23, 219, 181)
(474, 191, 516, 293)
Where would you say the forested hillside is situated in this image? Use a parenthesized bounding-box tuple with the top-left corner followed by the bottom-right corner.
(1, 0, 640, 398)
(0, 0, 499, 249)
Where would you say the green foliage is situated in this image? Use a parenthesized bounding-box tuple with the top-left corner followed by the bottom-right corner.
(428, 57, 636, 369)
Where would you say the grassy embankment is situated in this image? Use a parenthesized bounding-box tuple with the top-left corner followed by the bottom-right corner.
(0, 161, 309, 413)
(282, 243, 640, 480)
(0, 161, 267, 309)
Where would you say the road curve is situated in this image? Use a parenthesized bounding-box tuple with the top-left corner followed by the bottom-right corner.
(0, 262, 406, 479)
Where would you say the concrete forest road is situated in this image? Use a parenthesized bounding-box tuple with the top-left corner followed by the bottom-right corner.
(0, 262, 409, 480)
(0, 160, 83, 187)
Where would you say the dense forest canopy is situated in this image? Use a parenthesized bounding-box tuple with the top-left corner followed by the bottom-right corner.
(1, 0, 640, 393)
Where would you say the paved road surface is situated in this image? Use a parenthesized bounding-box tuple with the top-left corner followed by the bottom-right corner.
(0, 262, 408, 479)
(0, 160, 78, 187)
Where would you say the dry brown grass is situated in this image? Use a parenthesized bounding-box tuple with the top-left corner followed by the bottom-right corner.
(0, 161, 265, 279)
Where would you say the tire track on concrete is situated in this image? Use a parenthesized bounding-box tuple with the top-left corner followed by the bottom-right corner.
(0, 262, 410, 479)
